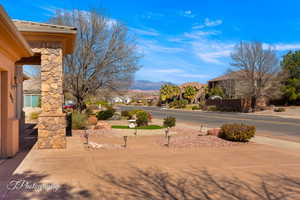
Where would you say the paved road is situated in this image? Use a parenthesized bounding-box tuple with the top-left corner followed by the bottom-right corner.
(119, 106, 300, 139)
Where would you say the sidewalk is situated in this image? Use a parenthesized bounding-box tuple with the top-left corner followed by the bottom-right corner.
(252, 136, 300, 151)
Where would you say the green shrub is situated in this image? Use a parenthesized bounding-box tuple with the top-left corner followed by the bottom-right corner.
(96, 108, 115, 120)
(30, 111, 41, 120)
(169, 99, 188, 109)
(121, 110, 132, 119)
(207, 105, 218, 111)
(128, 109, 144, 119)
(219, 123, 256, 142)
(192, 105, 200, 110)
(136, 111, 149, 127)
(163, 116, 176, 128)
(274, 107, 286, 112)
(72, 111, 88, 130)
(198, 101, 206, 109)
(84, 108, 94, 116)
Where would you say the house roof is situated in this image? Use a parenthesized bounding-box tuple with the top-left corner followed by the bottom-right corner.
(209, 71, 244, 82)
(180, 82, 206, 90)
(13, 20, 77, 55)
(13, 20, 77, 34)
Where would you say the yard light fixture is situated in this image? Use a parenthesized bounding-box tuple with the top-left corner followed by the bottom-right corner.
(84, 130, 89, 146)
(167, 135, 171, 147)
(123, 136, 128, 148)
(165, 127, 170, 138)
(134, 127, 137, 136)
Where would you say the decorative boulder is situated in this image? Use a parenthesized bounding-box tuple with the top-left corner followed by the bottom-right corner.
(88, 116, 98, 125)
(94, 121, 112, 130)
(207, 128, 221, 137)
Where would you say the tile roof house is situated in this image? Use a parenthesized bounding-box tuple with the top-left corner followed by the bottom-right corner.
(208, 71, 249, 99)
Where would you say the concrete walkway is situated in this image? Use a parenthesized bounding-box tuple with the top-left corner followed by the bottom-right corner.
(253, 136, 300, 151)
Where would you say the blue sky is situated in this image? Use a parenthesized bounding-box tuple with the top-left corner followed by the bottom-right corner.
(3, 0, 300, 84)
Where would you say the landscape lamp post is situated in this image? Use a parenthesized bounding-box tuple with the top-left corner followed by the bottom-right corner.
(123, 136, 128, 148)
(165, 127, 170, 138)
(84, 130, 89, 145)
(167, 135, 171, 147)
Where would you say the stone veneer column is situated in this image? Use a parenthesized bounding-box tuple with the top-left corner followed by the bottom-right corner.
(33, 45, 66, 149)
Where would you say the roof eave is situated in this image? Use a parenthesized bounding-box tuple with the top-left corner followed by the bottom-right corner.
(0, 6, 33, 60)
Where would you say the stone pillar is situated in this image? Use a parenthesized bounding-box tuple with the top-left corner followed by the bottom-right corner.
(34, 45, 66, 149)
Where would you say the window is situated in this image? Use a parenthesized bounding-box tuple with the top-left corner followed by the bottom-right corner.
(24, 95, 40, 107)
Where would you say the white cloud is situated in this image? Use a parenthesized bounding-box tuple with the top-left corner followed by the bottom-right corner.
(273, 43, 300, 51)
(184, 30, 220, 39)
(141, 11, 164, 19)
(138, 39, 184, 53)
(192, 18, 223, 29)
(180, 10, 196, 18)
(181, 73, 210, 78)
(154, 69, 184, 73)
(196, 50, 232, 64)
(204, 18, 223, 27)
(131, 27, 160, 36)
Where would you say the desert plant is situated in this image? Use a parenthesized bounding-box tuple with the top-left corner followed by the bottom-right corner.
(72, 111, 88, 130)
(192, 105, 200, 110)
(85, 108, 94, 116)
(219, 123, 256, 142)
(136, 111, 149, 127)
(121, 110, 132, 119)
(30, 111, 41, 120)
(88, 116, 98, 125)
(207, 105, 218, 111)
(274, 107, 286, 112)
(198, 101, 206, 109)
(169, 99, 188, 109)
(127, 109, 144, 119)
(163, 116, 176, 128)
(96, 108, 115, 120)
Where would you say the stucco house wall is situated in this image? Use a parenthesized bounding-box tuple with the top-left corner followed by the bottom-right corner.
(0, 6, 33, 157)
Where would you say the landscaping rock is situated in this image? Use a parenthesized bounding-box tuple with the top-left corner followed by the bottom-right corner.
(207, 128, 221, 137)
(94, 121, 111, 130)
(88, 116, 98, 125)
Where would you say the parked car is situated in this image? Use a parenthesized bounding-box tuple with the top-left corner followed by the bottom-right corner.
(63, 103, 75, 109)
(209, 95, 223, 100)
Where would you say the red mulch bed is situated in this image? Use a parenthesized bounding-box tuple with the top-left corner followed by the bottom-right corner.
(157, 135, 250, 148)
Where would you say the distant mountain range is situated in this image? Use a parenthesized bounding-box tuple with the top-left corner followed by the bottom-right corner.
(130, 80, 174, 91)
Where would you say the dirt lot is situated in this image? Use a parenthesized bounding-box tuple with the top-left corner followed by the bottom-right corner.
(3, 123, 299, 200)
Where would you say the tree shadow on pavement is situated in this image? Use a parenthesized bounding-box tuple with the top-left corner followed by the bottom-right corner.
(2, 170, 93, 200)
(97, 168, 300, 200)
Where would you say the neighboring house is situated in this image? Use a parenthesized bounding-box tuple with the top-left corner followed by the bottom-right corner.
(23, 78, 41, 107)
(179, 82, 206, 103)
(208, 71, 248, 99)
(112, 96, 132, 104)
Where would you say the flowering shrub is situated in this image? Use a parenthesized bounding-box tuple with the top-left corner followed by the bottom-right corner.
(163, 116, 176, 128)
(136, 111, 149, 127)
(219, 123, 255, 142)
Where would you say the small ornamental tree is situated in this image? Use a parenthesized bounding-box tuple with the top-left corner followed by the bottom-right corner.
(159, 84, 180, 103)
(163, 116, 176, 128)
(136, 111, 149, 127)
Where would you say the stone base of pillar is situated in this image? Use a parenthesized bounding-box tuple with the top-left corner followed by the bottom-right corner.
(37, 113, 66, 149)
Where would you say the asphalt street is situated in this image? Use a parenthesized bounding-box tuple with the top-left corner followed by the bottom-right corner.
(120, 106, 300, 139)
